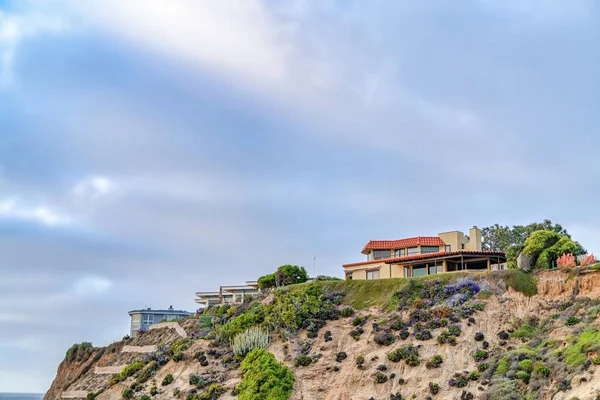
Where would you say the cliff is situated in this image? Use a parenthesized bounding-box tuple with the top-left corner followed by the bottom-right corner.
(45, 269, 600, 400)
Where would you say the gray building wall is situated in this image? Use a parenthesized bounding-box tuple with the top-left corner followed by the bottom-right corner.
(129, 310, 191, 337)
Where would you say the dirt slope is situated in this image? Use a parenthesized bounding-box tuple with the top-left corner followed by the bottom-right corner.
(45, 270, 600, 400)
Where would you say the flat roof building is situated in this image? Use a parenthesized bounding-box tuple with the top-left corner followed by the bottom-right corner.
(128, 306, 192, 338)
(195, 281, 259, 308)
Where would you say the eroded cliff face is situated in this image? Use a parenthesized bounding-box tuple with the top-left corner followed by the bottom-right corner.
(46, 270, 600, 400)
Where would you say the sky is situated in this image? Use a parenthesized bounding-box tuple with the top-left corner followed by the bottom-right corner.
(1, 0, 599, 393)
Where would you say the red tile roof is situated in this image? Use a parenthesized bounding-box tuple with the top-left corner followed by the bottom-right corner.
(361, 236, 445, 254)
(343, 250, 506, 268)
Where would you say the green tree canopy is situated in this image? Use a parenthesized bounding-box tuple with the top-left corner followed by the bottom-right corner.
(481, 220, 585, 255)
(481, 220, 572, 252)
(257, 265, 309, 289)
(522, 231, 580, 269)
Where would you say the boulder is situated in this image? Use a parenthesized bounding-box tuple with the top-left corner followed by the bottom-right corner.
(517, 252, 535, 272)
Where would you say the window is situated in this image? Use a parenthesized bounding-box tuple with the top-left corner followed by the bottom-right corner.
(412, 266, 427, 277)
(394, 248, 406, 257)
(421, 246, 441, 254)
(142, 314, 154, 325)
(461, 243, 465, 249)
(366, 270, 380, 280)
(445, 245, 451, 252)
(404, 267, 410, 277)
(373, 250, 391, 260)
(428, 263, 443, 275)
(407, 246, 419, 255)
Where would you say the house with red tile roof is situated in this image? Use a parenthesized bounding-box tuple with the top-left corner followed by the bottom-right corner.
(343, 226, 507, 279)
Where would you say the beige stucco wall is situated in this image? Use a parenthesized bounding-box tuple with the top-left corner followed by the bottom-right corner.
(466, 227, 482, 251)
(438, 231, 468, 252)
(352, 269, 367, 280)
(391, 264, 404, 278)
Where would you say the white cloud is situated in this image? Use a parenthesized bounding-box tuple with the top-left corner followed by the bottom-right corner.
(0, 9, 67, 87)
(73, 176, 116, 198)
(0, 197, 71, 226)
(65, 0, 288, 92)
(73, 276, 113, 297)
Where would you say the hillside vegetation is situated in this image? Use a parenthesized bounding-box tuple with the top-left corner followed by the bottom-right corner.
(46, 268, 600, 400)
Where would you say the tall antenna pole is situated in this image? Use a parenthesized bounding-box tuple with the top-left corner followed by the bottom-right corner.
(313, 256, 316, 278)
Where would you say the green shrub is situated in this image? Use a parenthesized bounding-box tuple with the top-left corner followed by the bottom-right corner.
(235, 349, 294, 400)
(375, 372, 388, 384)
(121, 389, 133, 399)
(425, 354, 443, 369)
(477, 363, 489, 372)
(518, 359, 533, 372)
(515, 370, 531, 384)
(162, 374, 174, 386)
(559, 330, 600, 366)
(496, 356, 511, 375)
(232, 326, 269, 357)
(448, 325, 462, 337)
(150, 386, 158, 396)
(593, 357, 600, 365)
(189, 375, 206, 389)
(340, 307, 354, 317)
(140, 396, 151, 400)
(565, 316, 581, 326)
(356, 355, 365, 367)
(198, 316, 212, 329)
(186, 384, 227, 400)
(429, 382, 440, 395)
(474, 349, 488, 362)
(263, 285, 341, 334)
(468, 371, 479, 381)
(533, 362, 550, 377)
(387, 345, 419, 366)
(437, 330, 457, 346)
(133, 361, 158, 386)
(111, 362, 145, 384)
(294, 354, 312, 367)
(258, 265, 308, 289)
(215, 302, 265, 343)
(65, 342, 94, 362)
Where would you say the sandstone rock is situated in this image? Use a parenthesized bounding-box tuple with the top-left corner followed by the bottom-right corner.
(517, 252, 535, 272)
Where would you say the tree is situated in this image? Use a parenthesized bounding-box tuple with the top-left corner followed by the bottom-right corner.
(257, 265, 309, 289)
(521, 230, 580, 269)
(482, 220, 584, 255)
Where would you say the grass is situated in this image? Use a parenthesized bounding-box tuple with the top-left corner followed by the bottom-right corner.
(317, 269, 539, 310)
(496, 356, 511, 375)
(512, 322, 536, 339)
(319, 278, 410, 309)
(497, 269, 538, 297)
(198, 316, 212, 329)
(559, 331, 600, 367)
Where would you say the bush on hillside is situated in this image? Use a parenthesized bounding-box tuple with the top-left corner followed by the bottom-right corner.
(258, 265, 309, 289)
(214, 301, 266, 344)
(161, 374, 174, 386)
(235, 349, 294, 400)
(65, 342, 94, 362)
(232, 326, 269, 357)
(264, 285, 342, 335)
(521, 230, 581, 269)
(111, 362, 145, 385)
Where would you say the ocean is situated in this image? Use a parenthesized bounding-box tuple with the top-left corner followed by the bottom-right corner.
(0, 394, 43, 400)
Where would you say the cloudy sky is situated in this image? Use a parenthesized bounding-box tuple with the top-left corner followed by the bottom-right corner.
(1, 0, 599, 393)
